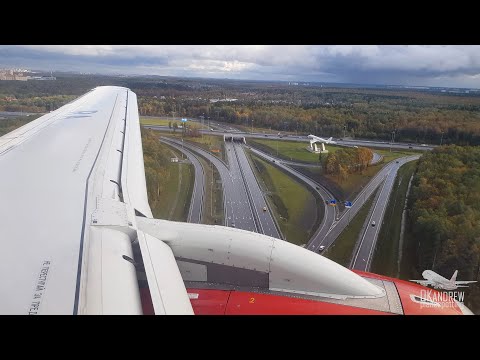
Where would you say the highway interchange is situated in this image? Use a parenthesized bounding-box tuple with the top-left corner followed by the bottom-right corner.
(150, 121, 427, 271)
(161, 137, 281, 238)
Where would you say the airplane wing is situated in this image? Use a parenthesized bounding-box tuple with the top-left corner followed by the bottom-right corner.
(0, 86, 193, 315)
(454, 281, 477, 285)
(410, 280, 433, 286)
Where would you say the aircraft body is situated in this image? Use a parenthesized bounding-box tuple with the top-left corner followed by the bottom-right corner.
(0, 86, 473, 315)
(411, 270, 477, 291)
(308, 134, 337, 145)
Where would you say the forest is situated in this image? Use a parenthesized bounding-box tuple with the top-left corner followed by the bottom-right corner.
(323, 147, 373, 180)
(1, 74, 480, 145)
(409, 145, 480, 312)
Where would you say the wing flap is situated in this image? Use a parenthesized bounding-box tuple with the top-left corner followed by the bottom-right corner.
(137, 230, 194, 315)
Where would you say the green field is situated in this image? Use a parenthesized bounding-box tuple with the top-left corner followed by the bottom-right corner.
(235, 123, 297, 135)
(140, 117, 208, 128)
(151, 143, 194, 222)
(248, 138, 341, 163)
(374, 148, 421, 162)
(247, 151, 322, 246)
(324, 189, 378, 267)
(194, 153, 224, 225)
(370, 161, 418, 277)
(164, 133, 227, 163)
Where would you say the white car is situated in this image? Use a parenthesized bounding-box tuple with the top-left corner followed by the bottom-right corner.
(371, 221, 376, 227)
(318, 245, 325, 252)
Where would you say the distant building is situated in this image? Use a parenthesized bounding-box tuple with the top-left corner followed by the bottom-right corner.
(30, 76, 56, 81)
(0, 69, 29, 81)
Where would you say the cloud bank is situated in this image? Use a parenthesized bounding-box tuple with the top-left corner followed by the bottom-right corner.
(1, 45, 479, 88)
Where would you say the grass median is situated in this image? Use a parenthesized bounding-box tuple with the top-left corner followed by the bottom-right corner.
(247, 151, 321, 246)
(247, 138, 341, 163)
(370, 160, 418, 277)
(324, 188, 378, 267)
(151, 143, 194, 222)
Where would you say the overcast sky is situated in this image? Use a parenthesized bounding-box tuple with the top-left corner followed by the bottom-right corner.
(1, 45, 480, 88)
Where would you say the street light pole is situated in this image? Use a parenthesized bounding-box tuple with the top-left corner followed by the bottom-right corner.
(343, 125, 346, 139)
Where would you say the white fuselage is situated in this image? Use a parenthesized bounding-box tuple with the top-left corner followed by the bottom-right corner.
(422, 270, 456, 290)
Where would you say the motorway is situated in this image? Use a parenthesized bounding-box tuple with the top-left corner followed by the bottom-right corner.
(159, 131, 422, 269)
(308, 156, 420, 255)
(161, 137, 255, 231)
(350, 155, 420, 272)
(225, 141, 281, 238)
(160, 140, 204, 224)
(161, 137, 281, 237)
(144, 125, 435, 151)
(247, 147, 337, 245)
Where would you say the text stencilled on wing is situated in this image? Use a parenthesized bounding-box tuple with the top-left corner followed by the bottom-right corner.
(64, 110, 98, 119)
(28, 261, 51, 315)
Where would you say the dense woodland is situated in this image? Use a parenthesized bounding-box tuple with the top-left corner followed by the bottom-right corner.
(1, 74, 480, 145)
(322, 147, 373, 180)
(409, 146, 480, 312)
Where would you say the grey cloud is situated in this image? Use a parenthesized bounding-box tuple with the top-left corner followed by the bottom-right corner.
(1, 45, 480, 87)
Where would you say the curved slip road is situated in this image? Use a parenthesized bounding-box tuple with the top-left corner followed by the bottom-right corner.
(308, 161, 396, 252)
(160, 139, 204, 224)
(162, 137, 256, 232)
(247, 147, 337, 246)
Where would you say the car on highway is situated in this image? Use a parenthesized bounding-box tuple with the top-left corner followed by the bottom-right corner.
(318, 246, 325, 252)
(408, 146, 413, 149)
(316, 186, 320, 190)
(371, 221, 376, 227)
(263, 206, 267, 212)
(231, 223, 235, 228)
(396, 160, 399, 163)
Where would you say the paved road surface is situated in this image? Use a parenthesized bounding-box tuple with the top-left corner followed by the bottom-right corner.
(160, 140, 204, 223)
(247, 147, 337, 245)
(233, 142, 281, 238)
(307, 162, 396, 252)
(350, 155, 420, 271)
(145, 125, 435, 151)
(162, 137, 257, 232)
